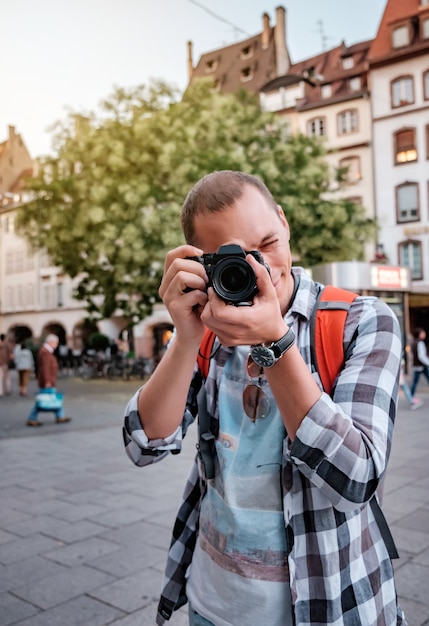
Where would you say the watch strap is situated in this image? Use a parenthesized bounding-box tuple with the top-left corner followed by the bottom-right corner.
(271, 327, 295, 359)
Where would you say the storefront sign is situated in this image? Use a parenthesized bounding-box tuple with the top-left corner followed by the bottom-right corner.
(370, 266, 409, 289)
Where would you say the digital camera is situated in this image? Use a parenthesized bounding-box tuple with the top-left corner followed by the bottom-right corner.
(187, 243, 270, 305)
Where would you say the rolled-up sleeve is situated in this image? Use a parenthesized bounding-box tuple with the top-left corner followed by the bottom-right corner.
(122, 387, 184, 467)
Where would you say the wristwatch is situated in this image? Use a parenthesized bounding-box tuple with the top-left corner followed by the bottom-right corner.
(250, 327, 295, 368)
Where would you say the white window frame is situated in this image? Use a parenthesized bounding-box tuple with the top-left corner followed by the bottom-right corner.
(337, 110, 358, 135)
(399, 240, 422, 280)
(392, 25, 409, 48)
(396, 182, 419, 222)
(392, 76, 414, 107)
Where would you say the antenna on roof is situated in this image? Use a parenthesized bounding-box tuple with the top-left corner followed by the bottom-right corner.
(316, 19, 330, 50)
(187, 0, 250, 37)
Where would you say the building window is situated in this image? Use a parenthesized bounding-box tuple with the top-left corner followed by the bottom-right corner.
(348, 76, 361, 92)
(205, 59, 218, 73)
(421, 0, 429, 6)
(4, 215, 15, 233)
(422, 17, 429, 39)
(240, 45, 253, 59)
(57, 282, 64, 307)
(391, 76, 414, 107)
(342, 56, 354, 70)
(392, 25, 409, 48)
(337, 109, 358, 135)
(26, 284, 34, 308)
(241, 67, 253, 82)
(15, 250, 24, 273)
(396, 182, 419, 222)
(394, 128, 417, 164)
(307, 117, 326, 137)
(17, 285, 24, 310)
(321, 84, 332, 99)
(424, 70, 429, 99)
(426, 124, 429, 158)
(339, 156, 361, 184)
(5, 252, 13, 274)
(399, 240, 422, 280)
(5, 287, 13, 312)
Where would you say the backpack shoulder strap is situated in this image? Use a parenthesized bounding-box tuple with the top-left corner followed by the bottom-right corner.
(197, 328, 216, 379)
(311, 285, 358, 394)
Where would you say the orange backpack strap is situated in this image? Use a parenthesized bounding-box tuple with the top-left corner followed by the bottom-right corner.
(197, 328, 216, 379)
(311, 285, 358, 394)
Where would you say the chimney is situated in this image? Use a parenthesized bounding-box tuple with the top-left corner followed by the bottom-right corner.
(274, 6, 290, 77)
(261, 12, 270, 49)
(8, 125, 16, 143)
(187, 40, 194, 82)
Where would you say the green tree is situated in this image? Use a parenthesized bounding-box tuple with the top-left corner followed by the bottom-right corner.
(18, 78, 376, 322)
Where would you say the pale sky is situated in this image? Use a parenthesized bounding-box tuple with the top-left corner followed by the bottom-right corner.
(2, 0, 386, 158)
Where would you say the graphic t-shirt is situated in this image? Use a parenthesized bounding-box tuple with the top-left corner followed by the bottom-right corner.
(187, 346, 293, 626)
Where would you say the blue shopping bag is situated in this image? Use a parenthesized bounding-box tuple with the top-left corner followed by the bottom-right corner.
(35, 389, 64, 411)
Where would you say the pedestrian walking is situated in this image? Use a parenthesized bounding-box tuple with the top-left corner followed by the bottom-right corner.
(0, 333, 13, 397)
(14, 342, 35, 397)
(410, 327, 429, 397)
(123, 171, 406, 625)
(400, 359, 423, 410)
(26, 333, 71, 426)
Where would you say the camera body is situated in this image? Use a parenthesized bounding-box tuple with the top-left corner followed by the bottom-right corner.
(187, 243, 270, 305)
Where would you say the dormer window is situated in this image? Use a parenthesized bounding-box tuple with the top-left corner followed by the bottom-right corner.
(349, 76, 361, 92)
(422, 16, 429, 39)
(342, 56, 354, 70)
(392, 24, 410, 48)
(241, 67, 253, 82)
(321, 84, 332, 99)
(241, 45, 254, 60)
(205, 59, 218, 73)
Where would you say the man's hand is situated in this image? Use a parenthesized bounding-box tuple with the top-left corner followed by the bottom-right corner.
(159, 245, 209, 346)
(200, 254, 287, 348)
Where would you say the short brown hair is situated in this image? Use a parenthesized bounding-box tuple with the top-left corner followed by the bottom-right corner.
(180, 171, 278, 244)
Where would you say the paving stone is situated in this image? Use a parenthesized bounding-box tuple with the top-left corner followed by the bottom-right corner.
(390, 524, 429, 556)
(89, 570, 160, 612)
(0, 591, 40, 626)
(0, 529, 18, 545)
(100, 519, 170, 549)
(89, 543, 165, 578)
(0, 534, 61, 565)
(0, 555, 67, 593)
(10, 594, 125, 626)
(44, 536, 122, 567)
(394, 562, 429, 605)
(11, 564, 116, 610)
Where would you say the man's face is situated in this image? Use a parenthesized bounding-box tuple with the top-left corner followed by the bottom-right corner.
(193, 184, 294, 314)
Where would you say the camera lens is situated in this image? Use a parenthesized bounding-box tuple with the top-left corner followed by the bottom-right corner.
(211, 257, 258, 304)
(219, 266, 248, 293)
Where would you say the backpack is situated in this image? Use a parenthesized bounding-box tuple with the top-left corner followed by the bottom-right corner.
(196, 284, 399, 559)
(197, 285, 356, 390)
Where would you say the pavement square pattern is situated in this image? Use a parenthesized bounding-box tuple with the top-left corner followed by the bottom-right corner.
(0, 373, 428, 625)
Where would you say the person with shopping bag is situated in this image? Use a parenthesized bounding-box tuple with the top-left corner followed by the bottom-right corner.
(26, 333, 71, 426)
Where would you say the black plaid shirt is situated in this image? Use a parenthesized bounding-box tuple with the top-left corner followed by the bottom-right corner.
(123, 267, 407, 626)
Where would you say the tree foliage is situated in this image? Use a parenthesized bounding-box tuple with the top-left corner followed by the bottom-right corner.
(18, 78, 376, 321)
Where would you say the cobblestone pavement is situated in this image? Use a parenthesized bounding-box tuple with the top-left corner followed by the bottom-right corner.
(0, 372, 428, 625)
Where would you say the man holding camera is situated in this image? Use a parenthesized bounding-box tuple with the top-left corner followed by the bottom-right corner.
(123, 171, 406, 625)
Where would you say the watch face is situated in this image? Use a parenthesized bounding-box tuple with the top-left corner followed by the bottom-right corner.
(250, 345, 275, 368)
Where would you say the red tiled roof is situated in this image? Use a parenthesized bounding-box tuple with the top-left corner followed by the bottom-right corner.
(369, 0, 429, 62)
(262, 40, 371, 111)
(190, 29, 278, 94)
